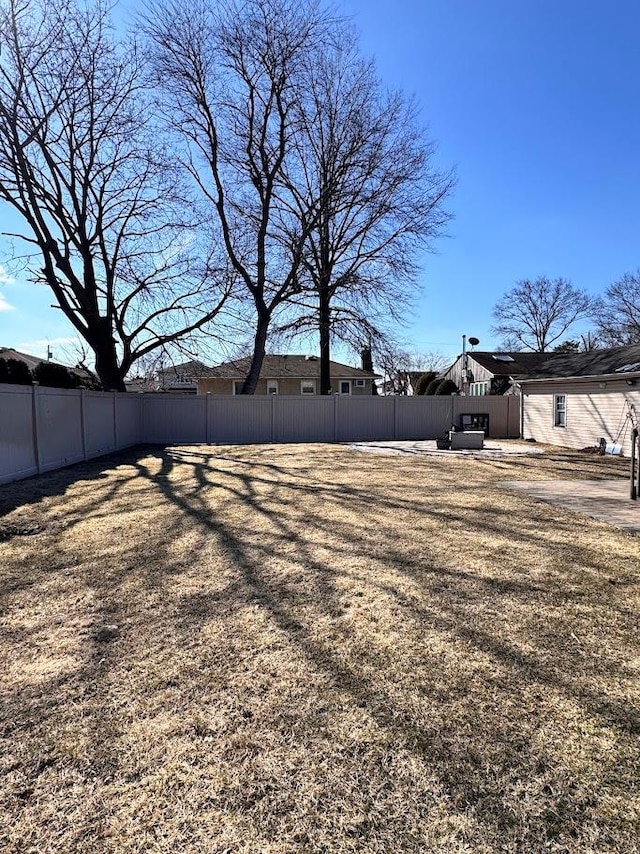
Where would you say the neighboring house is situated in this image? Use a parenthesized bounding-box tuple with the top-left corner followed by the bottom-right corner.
(197, 354, 379, 395)
(125, 375, 160, 393)
(401, 371, 429, 396)
(441, 350, 552, 396)
(1, 347, 48, 373)
(377, 370, 433, 396)
(0, 347, 94, 385)
(520, 345, 640, 456)
(156, 360, 209, 394)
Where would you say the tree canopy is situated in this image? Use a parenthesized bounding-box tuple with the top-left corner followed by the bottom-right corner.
(276, 29, 453, 393)
(593, 271, 640, 346)
(0, 0, 229, 390)
(1, 0, 452, 390)
(491, 276, 594, 352)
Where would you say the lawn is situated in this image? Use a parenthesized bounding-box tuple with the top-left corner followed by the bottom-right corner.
(0, 443, 638, 853)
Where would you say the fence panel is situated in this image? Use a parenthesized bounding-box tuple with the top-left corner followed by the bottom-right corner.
(508, 395, 521, 438)
(335, 396, 395, 441)
(396, 397, 454, 440)
(36, 387, 84, 472)
(207, 395, 272, 444)
(84, 392, 116, 458)
(274, 396, 335, 442)
(0, 383, 38, 484)
(454, 396, 520, 438)
(116, 394, 143, 449)
(144, 394, 206, 444)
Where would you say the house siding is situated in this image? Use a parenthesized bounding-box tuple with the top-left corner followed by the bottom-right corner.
(197, 376, 374, 395)
(522, 380, 640, 456)
(441, 355, 520, 395)
(443, 355, 493, 391)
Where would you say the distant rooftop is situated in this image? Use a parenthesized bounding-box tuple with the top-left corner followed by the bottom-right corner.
(201, 354, 380, 379)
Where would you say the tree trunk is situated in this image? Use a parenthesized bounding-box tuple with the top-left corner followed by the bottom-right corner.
(90, 319, 126, 391)
(242, 310, 270, 394)
(319, 285, 331, 395)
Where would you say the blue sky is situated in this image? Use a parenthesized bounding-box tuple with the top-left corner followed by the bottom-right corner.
(1, 0, 640, 365)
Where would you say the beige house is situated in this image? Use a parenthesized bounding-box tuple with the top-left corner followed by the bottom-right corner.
(156, 360, 209, 394)
(197, 354, 379, 395)
(520, 346, 640, 456)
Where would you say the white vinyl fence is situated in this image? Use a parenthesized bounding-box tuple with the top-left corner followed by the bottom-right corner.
(1, 384, 520, 484)
(0, 384, 143, 484)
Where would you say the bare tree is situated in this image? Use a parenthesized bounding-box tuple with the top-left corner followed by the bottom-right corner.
(373, 339, 447, 394)
(491, 276, 594, 352)
(0, 0, 229, 390)
(279, 32, 453, 394)
(593, 271, 640, 346)
(143, 0, 329, 393)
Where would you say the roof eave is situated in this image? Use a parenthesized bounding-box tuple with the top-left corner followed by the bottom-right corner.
(519, 371, 640, 385)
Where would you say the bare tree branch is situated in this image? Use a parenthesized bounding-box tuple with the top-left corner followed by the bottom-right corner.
(278, 29, 454, 392)
(142, 0, 331, 392)
(0, 0, 230, 390)
(593, 271, 640, 346)
(491, 276, 595, 352)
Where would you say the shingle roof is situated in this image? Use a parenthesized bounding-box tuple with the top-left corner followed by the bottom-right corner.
(466, 346, 640, 381)
(202, 354, 379, 379)
(0, 347, 90, 377)
(158, 360, 209, 377)
(467, 351, 552, 377)
(0, 347, 49, 371)
(525, 344, 640, 379)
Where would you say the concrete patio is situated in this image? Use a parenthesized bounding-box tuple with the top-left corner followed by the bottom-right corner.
(502, 479, 640, 536)
(349, 439, 544, 458)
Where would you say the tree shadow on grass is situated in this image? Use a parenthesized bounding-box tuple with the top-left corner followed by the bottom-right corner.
(124, 445, 639, 849)
(2, 442, 638, 852)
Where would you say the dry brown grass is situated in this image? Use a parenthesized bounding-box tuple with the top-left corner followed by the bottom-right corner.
(0, 443, 638, 853)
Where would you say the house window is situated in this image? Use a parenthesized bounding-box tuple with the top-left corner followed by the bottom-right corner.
(233, 380, 244, 395)
(339, 380, 351, 395)
(267, 380, 278, 395)
(554, 394, 567, 427)
(301, 380, 315, 395)
(469, 381, 489, 396)
(355, 379, 365, 387)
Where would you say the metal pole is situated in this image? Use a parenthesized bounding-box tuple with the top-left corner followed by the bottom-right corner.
(631, 428, 638, 500)
(636, 430, 640, 500)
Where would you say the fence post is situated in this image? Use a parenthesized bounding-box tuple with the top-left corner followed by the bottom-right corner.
(334, 394, 339, 442)
(112, 392, 118, 449)
(140, 393, 146, 444)
(271, 393, 276, 442)
(80, 389, 88, 461)
(31, 384, 42, 474)
(206, 393, 211, 444)
(393, 395, 398, 440)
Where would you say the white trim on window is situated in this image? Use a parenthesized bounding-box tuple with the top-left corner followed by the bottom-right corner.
(469, 381, 489, 396)
(232, 380, 243, 395)
(301, 380, 316, 395)
(339, 380, 351, 395)
(266, 379, 278, 395)
(554, 393, 567, 427)
(355, 378, 365, 387)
